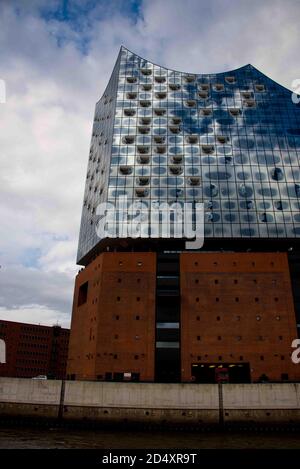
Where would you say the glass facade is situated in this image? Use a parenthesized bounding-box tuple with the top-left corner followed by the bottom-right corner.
(77, 46, 300, 265)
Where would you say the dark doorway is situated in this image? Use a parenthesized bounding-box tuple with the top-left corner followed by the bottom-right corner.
(78, 281, 88, 306)
(191, 363, 251, 383)
(155, 253, 181, 382)
(155, 347, 181, 382)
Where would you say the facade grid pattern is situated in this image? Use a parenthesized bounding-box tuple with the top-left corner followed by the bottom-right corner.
(77, 46, 300, 265)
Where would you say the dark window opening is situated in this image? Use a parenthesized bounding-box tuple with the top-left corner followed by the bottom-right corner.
(78, 281, 88, 306)
(192, 363, 251, 384)
(113, 372, 123, 381)
(156, 328, 179, 341)
(155, 347, 180, 383)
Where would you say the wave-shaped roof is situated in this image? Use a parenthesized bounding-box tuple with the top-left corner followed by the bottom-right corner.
(119, 46, 292, 93)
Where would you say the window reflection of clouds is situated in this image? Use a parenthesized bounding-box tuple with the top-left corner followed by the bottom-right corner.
(77, 46, 300, 262)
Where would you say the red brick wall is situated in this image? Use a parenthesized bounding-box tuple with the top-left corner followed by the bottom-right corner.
(0, 320, 69, 379)
(67, 252, 156, 381)
(68, 251, 300, 383)
(180, 252, 300, 382)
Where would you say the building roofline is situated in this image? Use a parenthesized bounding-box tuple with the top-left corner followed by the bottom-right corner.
(120, 45, 251, 76)
(120, 45, 292, 93)
(0, 318, 69, 330)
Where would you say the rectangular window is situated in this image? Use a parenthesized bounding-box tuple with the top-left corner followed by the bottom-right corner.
(156, 341, 180, 349)
(156, 329, 179, 342)
(156, 322, 179, 329)
(78, 281, 89, 306)
(113, 372, 123, 381)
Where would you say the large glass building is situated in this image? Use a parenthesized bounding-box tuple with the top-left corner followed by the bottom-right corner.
(68, 47, 300, 384)
(78, 46, 300, 265)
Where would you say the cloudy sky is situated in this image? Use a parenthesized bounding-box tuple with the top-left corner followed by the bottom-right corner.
(0, 0, 299, 328)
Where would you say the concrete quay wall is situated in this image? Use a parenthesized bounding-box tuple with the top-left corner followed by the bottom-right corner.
(0, 378, 300, 425)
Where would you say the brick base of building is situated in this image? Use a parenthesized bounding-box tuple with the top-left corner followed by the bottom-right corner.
(67, 251, 300, 383)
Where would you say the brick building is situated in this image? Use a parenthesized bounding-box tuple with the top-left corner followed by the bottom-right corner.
(0, 320, 69, 379)
(67, 251, 300, 383)
(67, 47, 300, 383)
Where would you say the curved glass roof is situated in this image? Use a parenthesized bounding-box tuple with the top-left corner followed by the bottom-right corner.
(77, 46, 300, 265)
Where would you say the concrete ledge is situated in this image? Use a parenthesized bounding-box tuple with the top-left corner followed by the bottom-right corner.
(0, 378, 300, 426)
(63, 406, 219, 424)
(222, 383, 300, 409)
(0, 402, 59, 419)
(63, 381, 219, 409)
(0, 378, 62, 405)
(223, 409, 300, 424)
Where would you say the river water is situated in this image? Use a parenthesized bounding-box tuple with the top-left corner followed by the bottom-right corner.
(0, 426, 299, 449)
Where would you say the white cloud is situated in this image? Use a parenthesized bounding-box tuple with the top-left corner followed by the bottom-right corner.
(0, 305, 70, 328)
(138, 0, 300, 87)
(0, 0, 299, 327)
(0, 264, 72, 312)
